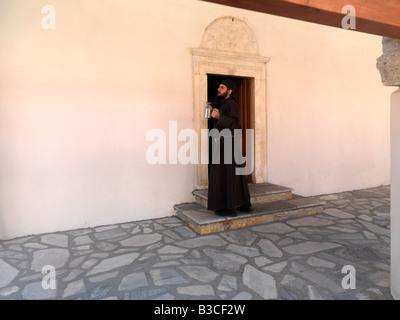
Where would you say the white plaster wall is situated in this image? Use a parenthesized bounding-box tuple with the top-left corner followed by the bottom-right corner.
(257, 16, 393, 196)
(0, 0, 392, 239)
(391, 89, 400, 300)
(0, 0, 197, 239)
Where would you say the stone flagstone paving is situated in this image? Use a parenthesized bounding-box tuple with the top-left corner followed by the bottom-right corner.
(0, 186, 392, 300)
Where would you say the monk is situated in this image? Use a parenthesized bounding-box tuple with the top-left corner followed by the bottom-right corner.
(207, 79, 252, 217)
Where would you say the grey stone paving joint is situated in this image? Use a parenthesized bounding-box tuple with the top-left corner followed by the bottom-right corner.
(0, 186, 392, 300)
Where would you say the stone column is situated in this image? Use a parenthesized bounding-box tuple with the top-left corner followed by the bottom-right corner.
(390, 87, 400, 300)
(377, 37, 400, 300)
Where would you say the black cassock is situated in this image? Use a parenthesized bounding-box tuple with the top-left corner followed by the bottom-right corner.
(207, 97, 251, 211)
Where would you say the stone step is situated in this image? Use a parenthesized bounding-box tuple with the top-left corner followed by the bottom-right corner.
(193, 183, 293, 208)
(174, 196, 325, 235)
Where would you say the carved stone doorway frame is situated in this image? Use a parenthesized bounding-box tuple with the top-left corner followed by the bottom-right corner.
(190, 17, 270, 189)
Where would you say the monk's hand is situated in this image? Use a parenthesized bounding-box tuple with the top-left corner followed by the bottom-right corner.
(211, 108, 220, 119)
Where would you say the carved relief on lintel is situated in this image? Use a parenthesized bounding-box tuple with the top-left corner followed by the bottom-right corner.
(200, 16, 259, 55)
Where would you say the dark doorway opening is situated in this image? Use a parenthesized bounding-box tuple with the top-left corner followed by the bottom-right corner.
(207, 74, 254, 183)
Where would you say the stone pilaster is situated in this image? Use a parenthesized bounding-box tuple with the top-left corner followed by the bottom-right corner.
(377, 37, 400, 300)
(391, 87, 400, 300)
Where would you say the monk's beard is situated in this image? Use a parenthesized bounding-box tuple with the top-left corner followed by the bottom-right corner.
(212, 91, 228, 108)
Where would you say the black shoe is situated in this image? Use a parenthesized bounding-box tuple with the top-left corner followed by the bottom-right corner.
(215, 209, 237, 217)
(236, 203, 252, 213)
(215, 209, 226, 214)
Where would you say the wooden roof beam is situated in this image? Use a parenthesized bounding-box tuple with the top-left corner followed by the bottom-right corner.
(201, 0, 400, 39)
